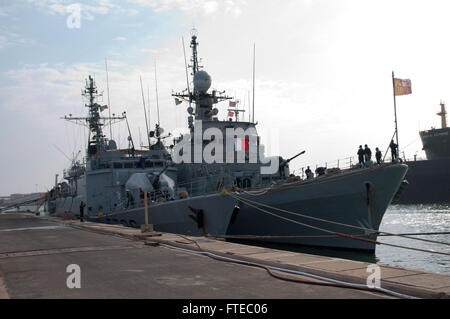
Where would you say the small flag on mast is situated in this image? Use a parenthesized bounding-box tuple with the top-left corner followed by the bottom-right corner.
(100, 105, 108, 112)
(228, 111, 234, 117)
(229, 101, 236, 107)
(393, 78, 412, 96)
(174, 98, 183, 105)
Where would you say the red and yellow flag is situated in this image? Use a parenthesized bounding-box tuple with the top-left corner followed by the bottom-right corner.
(393, 78, 412, 96)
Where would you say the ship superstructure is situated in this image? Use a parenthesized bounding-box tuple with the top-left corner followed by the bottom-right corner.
(420, 102, 450, 160)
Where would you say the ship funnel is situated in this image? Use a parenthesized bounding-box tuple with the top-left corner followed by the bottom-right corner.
(437, 101, 447, 129)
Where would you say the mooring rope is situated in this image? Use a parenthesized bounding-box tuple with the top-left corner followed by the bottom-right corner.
(228, 191, 450, 247)
(222, 191, 450, 256)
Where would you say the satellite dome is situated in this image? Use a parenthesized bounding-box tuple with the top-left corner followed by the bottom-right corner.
(193, 70, 211, 93)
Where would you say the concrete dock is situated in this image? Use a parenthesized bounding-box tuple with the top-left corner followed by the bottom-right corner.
(0, 212, 449, 299)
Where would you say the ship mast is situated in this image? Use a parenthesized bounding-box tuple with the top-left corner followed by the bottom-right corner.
(437, 101, 447, 129)
(190, 29, 200, 75)
(172, 29, 232, 129)
(62, 75, 125, 157)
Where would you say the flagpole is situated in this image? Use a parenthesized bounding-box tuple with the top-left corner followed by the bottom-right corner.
(392, 71, 400, 152)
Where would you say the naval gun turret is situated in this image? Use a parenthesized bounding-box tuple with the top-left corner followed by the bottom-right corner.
(279, 150, 306, 177)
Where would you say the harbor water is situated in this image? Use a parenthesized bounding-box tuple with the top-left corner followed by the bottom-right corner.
(376, 204, 450, 274)
(230, 204, 450, 275)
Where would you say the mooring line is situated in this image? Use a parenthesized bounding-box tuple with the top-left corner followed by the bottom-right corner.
(228, 191, 450, 247)
(224, 192, 450, 256)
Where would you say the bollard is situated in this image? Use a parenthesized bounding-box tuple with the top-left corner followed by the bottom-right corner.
(141, 191, 154, 233)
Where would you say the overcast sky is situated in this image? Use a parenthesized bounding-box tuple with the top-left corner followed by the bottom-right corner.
(1, 0, 450, 195)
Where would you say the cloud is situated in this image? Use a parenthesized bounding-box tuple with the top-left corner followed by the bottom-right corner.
(26, 0, 126, 20)
(0, 29, 36, 50)
(203, 1, 218, 14)
(4, 0, 450, 194)
(128, 0, 246, 17)
(114, 36, 127, 41)
(0, 7, 8, 17)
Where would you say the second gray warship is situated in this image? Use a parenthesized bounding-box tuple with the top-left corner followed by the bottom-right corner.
(46, 75, 236, 236)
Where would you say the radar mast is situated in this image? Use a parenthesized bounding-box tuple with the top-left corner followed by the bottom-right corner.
(173, 29, 232, 129)
(62, 75, 125, 157)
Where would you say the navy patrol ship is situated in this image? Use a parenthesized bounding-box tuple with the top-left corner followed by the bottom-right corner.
(394, 102, 450, 204)
(45, 75, 236, 236)
(170, 30, 408, 251)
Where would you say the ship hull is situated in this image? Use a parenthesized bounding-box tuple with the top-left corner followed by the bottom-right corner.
(227, 164, 408, 251)
(87, 192, 237, 236)
(393, 158, 450, 204)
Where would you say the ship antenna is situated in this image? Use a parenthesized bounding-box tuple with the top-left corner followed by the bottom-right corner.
(248, 90, 251, 122)
(252, 43, 256, 123)
(123, 111, 135, 155)
(105, 58, 113, 140)
(147, 84, 151, 130)
(154, 59, 161, 127)
(190, 28, 200, 75)
(182, 36, 192, 107)
(140, 75, 151, 148)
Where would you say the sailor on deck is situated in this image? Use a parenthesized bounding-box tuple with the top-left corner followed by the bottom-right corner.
(305, 166, 314, 179)
(389, 140, 398, 162)
(375, 147, 382, 164)
(357, 145, 365, 167)
(364, 144, 372, 164)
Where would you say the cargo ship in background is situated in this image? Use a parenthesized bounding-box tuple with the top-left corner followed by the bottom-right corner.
(394, 102, 450, 204)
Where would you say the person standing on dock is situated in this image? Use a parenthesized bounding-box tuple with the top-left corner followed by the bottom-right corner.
(357, 145, 365, 167)
(389, 140, 398, 162)
(79, 201, 86, 222)
(375, 147, 382, 165)
(364, 144, 372, 164)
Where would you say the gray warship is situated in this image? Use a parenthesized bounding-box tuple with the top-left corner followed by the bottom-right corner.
(169, 30, 408, 251)
(45, 75, 236, 236)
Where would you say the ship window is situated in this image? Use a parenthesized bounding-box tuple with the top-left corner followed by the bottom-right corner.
(145, 160, 153, 168)
(154, 162, 163, 167)
(113, 162, 123, 169)
(124, 162, 133, 168)
(99, 163, 111, 169)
